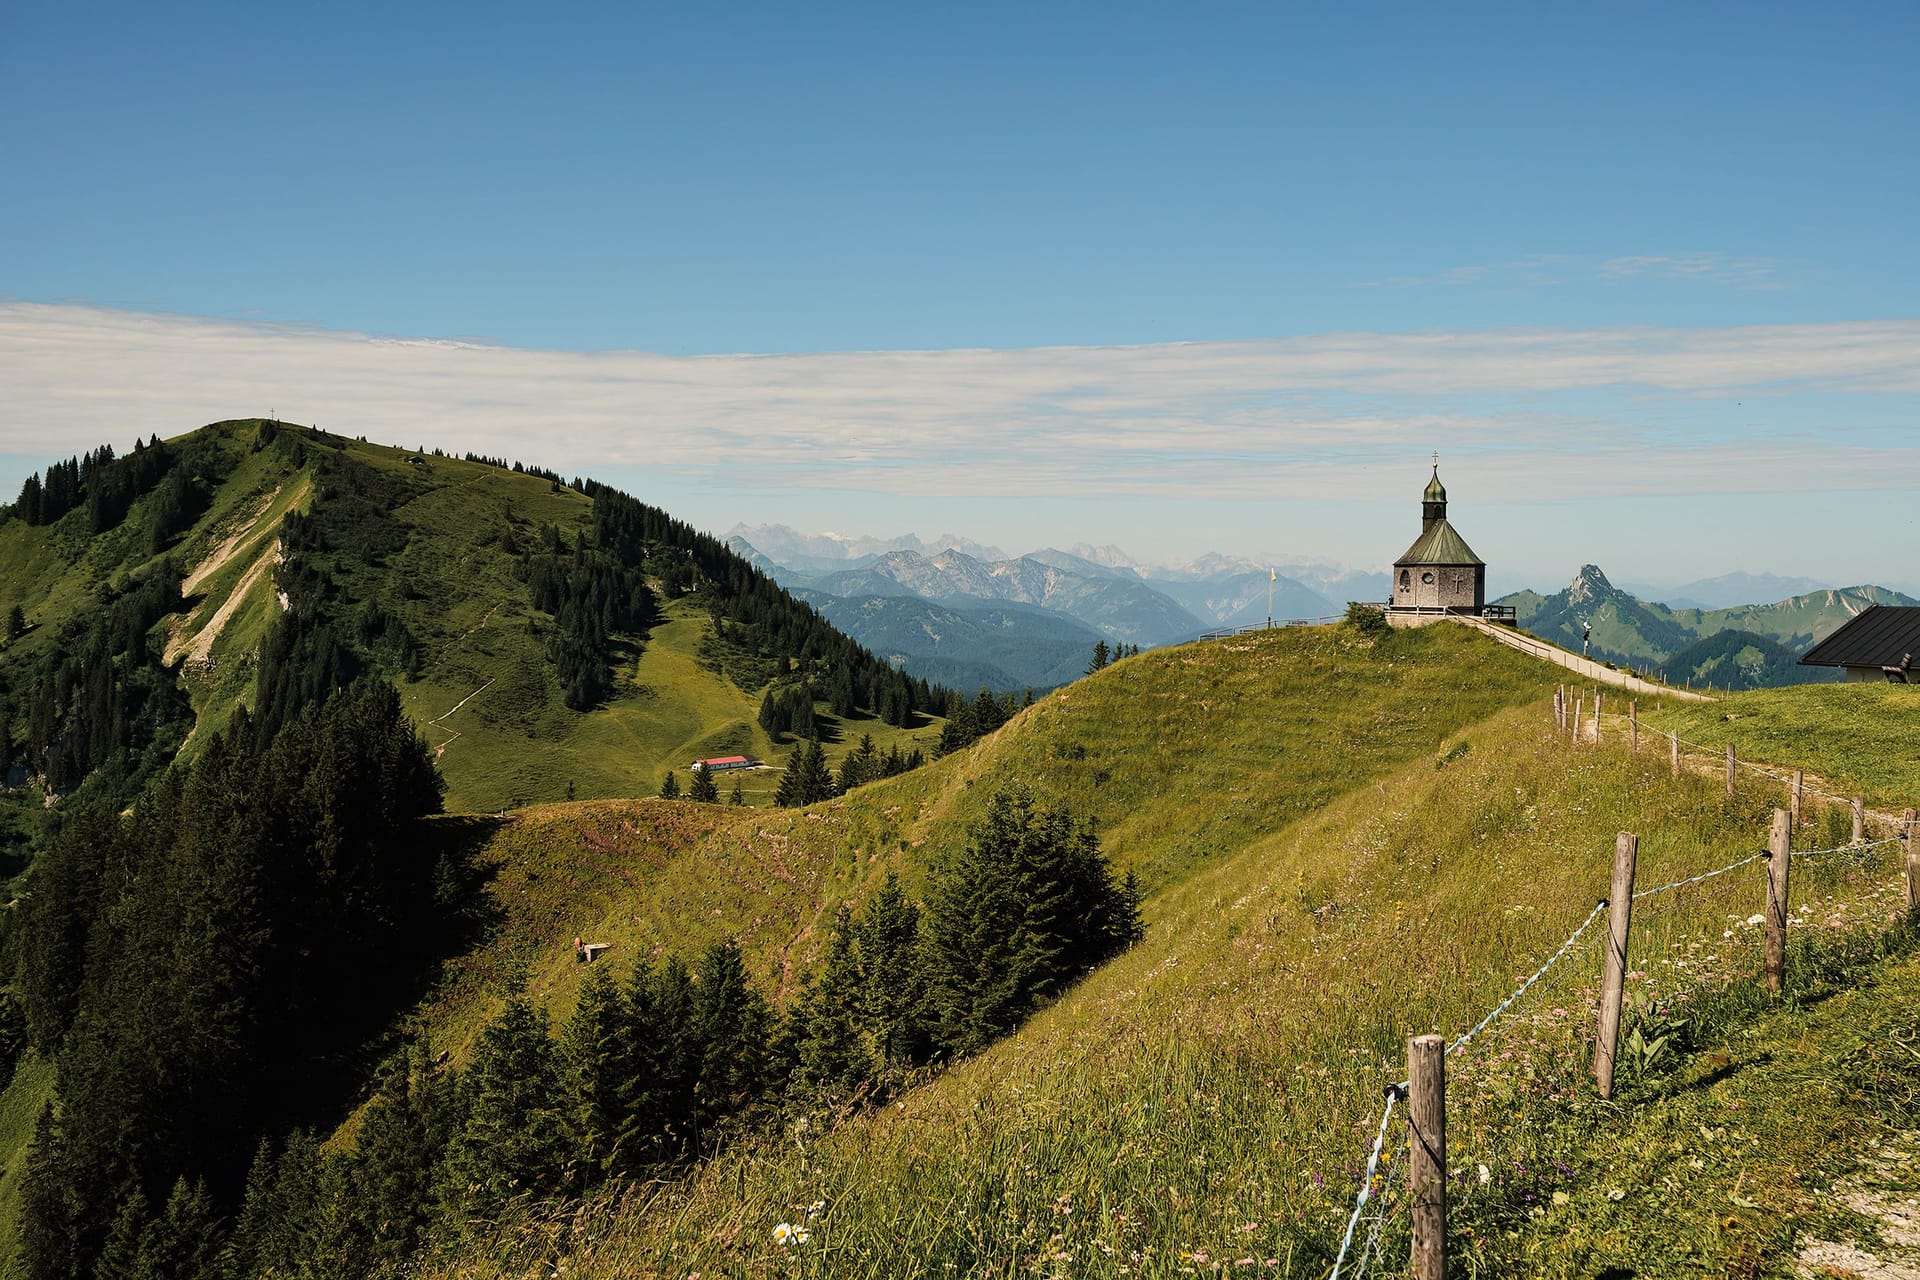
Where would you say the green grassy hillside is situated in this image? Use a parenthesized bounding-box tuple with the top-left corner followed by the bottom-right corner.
(409, 623, 1573, 1061)
(0, 420, 943, 816)
(1641, 682, 1920, 805)
(404, 620, 1915, 1278)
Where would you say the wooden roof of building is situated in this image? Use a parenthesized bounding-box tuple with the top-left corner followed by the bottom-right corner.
(1395, 519, 1484, 568)
(1798, 605, 1920, 669)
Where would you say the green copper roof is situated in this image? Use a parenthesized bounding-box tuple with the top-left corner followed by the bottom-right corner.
(1424, 468, 1446, 502)
(1396, 518, 1483, 567)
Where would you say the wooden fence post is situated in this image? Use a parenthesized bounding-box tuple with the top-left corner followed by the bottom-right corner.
(1791, 770, 1803, 828)
(1573, 698, 1583, 745)
(1594, 833, 1638, 1100)
(1726, 745, 1736, 799)
(1629, 699, 1638, 752)
(1669, 730, 1679, 778)
(1906, 808, 1919, 910)
(1852, 797, 1865, 846)
(1408, 1034, 1446, 1280)
(1766, 808, 1791, 996)
(1595, 692, 1604, 743)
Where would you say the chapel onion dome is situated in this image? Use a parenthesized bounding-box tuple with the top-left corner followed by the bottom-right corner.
(1423, 469, 1446, 503)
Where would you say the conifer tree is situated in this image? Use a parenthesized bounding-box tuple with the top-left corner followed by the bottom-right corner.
(619, 958, 698, 1167)
(922, 788, 1132, 1056)
(688, 941, 774, 1145)
(800, 738, 834, 804)
(855, 874, 931, 1072)
(95, 1185, 151, 1280)
(788, 908, 872, 1100)
(687, 763, 719, 803)
(659, 770, 681, 799)
(837, 733, 879, 793)
(563, 964, 630, 1179)
(442, 998, 572, 1213)
(728, 777, 745, 806)
(1087, 640, 1111, 673)
(351, 1043, 447, 1269)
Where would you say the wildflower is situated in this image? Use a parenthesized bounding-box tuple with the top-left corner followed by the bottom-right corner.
(1606, 1188, 1625, 1201)
(773, 1223, 811, 1246)
(807, 1200, 826, 1221)
(1477, 1164, 1491, 1185)
(1551, 1191, 1570, 1207)
(1746, 914, 1765, 926)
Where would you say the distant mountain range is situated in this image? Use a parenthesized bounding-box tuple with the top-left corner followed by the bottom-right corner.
(735, 525, 1909, 694)
(729, 525, 1380, 689)
(1497, 564, 1915, 689)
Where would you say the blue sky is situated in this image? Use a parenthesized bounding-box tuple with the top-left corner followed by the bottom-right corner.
(3, 1, 1918, 588)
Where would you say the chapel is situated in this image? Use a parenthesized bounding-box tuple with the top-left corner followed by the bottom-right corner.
(1389, 460, 1486, 618)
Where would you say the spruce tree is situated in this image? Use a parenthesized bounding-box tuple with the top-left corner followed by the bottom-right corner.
(800, 738, 834, 804)
(442, 997, 572, 1213)
(1087, 640, 1111, 673)
(351, 1043, 447, 1269)
(788, 908, 872, 1100)
(728, 778, 745, 806)
(94, 1185, 151, 1280)
(659, 770, 681, 799)
(687, 763, 719, 803)
(562, 964, 630, 1179)
(855, 874, 930, 1072)
(688, 941, 774, 1145)
(921, 788, 1129, 1056)
(620, 958, 698, 1167)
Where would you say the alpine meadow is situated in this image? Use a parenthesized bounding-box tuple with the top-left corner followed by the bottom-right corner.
(0, 419, 1915, 1279)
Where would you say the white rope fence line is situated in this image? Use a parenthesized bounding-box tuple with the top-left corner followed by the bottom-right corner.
(1633, 852, 1765, 900)
(1351, 1143, 1409, 1279)
(1329, 1086, 1405, 1280)
(1793, 834, 1901, 861)
(1325, 816, 1910, 1277)
(1444, 900, 1610, 1062)
(1572, 710, 1910, 829)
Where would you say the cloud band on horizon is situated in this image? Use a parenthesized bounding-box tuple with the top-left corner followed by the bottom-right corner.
(2, 302, 1917, 504)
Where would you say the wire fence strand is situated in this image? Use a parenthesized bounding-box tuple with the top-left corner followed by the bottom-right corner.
(1329, 1089, 1404, 1280)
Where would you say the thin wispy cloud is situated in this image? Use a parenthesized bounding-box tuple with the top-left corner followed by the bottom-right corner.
(1360, 252, 1785, 292)
(1, 303, 1916, 506)
(1598, 253, 1782, 288)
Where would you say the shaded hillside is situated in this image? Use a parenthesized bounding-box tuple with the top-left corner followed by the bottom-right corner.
(1658, 627, 1834, 691)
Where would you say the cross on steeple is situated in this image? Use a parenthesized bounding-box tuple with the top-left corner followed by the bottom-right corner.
(1431, 450, 1439, 468)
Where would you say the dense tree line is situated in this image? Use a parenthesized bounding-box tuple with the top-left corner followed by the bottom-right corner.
(139, 789, 1138, 1279)
(461, 453, 565, 487)
(17, 677, 446, 1280)
(3, 437, 213, 544)
(520, 526, 654, 710)
(16, 562, 195, 798)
